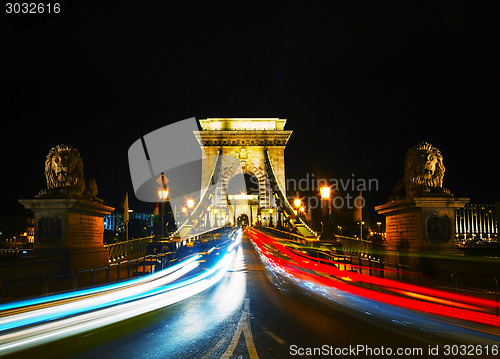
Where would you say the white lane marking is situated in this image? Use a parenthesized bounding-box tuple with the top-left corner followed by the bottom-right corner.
(220, 299, 259, 359)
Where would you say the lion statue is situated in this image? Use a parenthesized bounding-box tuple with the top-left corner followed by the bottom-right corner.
(37, 144, 103, 202)
(389, 142, 450, 200)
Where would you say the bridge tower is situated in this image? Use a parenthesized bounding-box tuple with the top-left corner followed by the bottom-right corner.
(194, 118, 291, 227)
(174, 118, 317, 238)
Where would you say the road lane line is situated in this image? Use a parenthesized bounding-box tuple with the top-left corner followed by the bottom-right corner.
(201, 338, 226, 359)
(263, 328, 285, 345)
(220, 299, 259, 359)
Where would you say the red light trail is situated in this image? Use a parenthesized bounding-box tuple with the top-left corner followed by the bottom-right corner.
(245, 228, 500, 328)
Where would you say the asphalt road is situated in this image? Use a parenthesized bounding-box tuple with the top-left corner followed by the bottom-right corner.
(7, 233, 493, 359)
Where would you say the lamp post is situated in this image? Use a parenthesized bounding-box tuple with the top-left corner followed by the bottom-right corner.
(293, 198, 301, 219)
(269, 208, 274, 227)
(320, 186, 331, 221)
(206, 206, 211, 228)
(299, 206, 305, 219)
(158, 172, 169, 236)
(185, 198, 195, 226)
(320, 186, 333, 239)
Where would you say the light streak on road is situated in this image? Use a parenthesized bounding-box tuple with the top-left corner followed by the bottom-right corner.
(0, 255, 201, 331)
(245, 228, 500, 330)
(0, 235, 240, 357)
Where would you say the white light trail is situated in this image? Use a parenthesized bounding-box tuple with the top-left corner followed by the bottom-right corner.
(0, 240, 238, 356)
(0, 255, 201, 331)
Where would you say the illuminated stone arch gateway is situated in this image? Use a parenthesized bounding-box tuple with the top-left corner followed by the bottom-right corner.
(215, 161, 271, 209)
(195, 118, 289, 226)
(178, 118, 317, 237)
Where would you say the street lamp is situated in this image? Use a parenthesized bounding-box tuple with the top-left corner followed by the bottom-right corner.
(158, 188, 169, 200)
(206, 206, 211, 228)
(186, 199, 194, 218)
(158, 187, 169, 237)
(158, 172, 169, 237)
(320, 186, 331, 200)
(294, 198, 301, 208)
(269, 208, 274, 227)
(320, 186, 333, 239)
(320, 186, 331, 221)
(293, 198, 302, 219)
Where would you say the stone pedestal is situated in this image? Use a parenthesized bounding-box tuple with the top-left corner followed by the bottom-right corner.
(19, 198, 114, 272)
(375, 195, 469, 267)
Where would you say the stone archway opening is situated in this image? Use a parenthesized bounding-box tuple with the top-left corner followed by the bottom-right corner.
(227, 173, 259, 196)
(237, 214, 249, 228)
(227, 173, 260, 226)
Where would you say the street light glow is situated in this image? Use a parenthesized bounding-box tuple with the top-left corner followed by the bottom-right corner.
(294, 198, 301, 208)
(187, 199, 194, 208)
(320, 186, 330, 200)
(158, 188, 169, 200)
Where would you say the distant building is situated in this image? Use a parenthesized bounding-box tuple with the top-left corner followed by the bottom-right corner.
(103, 213, 121, 232)
(103, 211, 154, 237)
(0, 215, 34, 244)
(455, 203, 498, 241)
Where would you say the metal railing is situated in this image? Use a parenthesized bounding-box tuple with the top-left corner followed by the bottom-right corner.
(256, 226, 319, 245)
(104, 236, 154, 263)
(0, 227, 234, 303)
(0, 248, 33, 257)
(0, 253, 169, 302)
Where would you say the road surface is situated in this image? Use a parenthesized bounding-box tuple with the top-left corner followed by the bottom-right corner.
(6, 233, 497, 359)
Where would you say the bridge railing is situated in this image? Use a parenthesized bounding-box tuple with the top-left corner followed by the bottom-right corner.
(104, 236, 154, 263)
(0, 252, 170, 302)
(166, 225, 227, 242)
(105, 226, 229, 263)
(336, 235, 374, 257)
(255, 226, 319, 245)
(0, 227, 234, 302)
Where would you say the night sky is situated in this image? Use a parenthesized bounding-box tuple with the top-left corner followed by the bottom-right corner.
(1, 1, 499, 219)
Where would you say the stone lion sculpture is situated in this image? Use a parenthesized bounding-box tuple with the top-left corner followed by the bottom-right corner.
(37, 144, 102, 202)
(389, 142, 450, 200)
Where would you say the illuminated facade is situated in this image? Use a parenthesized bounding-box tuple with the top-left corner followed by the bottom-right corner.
(455, 203, 498, 240)
(0, 215, 34, 243)
(194, 118, 292, 228)
(104, 212, 153, 232)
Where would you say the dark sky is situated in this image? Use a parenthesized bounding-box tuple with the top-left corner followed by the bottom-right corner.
(1, 1, 499, 217)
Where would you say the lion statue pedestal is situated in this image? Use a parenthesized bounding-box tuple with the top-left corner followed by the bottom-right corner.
(19, 198, 114, 272)
(375, 142, 469, 268)
(376, 195, 469, 266)
(20, 144, 114, 273)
